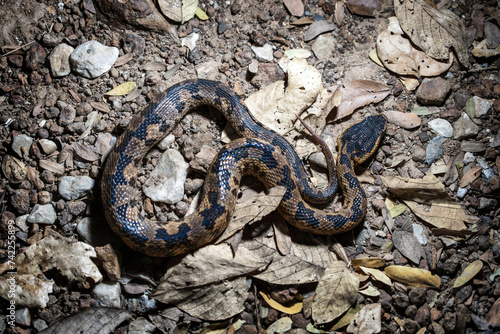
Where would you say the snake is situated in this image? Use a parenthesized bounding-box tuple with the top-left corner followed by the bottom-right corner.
(101, 79, 387, 257)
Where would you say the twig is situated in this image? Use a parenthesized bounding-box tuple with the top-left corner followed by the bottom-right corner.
(466, 66, 499, 73)
(1, 41, 36, 57)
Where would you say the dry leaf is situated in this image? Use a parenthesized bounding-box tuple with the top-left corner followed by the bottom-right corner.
(335, 1, 345, 25)
(283, 0, 304, 17)
(267, 317, 293, 334)
(383, 110, 422, 130)
(260, 292, 303, 314)
(39, 159, 65, 175)
(471, 39, 500, 57)
(487, 297, 500, 328)
(381, 174, 468, 232)
(1, 155, 27, 183)
(311, 261, 359, 324)
(346, 303, 382, 334)
(376, 24, 453, 77)
(38, 308, 131, 334)
(153, 244, 268, 320)
(459, 166, 482, 188)
(453, 260, 483, 288)
(216, 186, 286, 242)
(72, 142, 99, 162)
(114, 53, 134, 67)
(385, 265, 441, 288)
(345, 0, 380, 17)
(358, 266, 392, 286)
(195, 7, 208, 20)
(104, 82, 136, 96)
(351, 257, 386, 268)
(330, 304, 361, 331)
(394, 0, 470, 67)
(392, 230, 426, 265)
(158, 0, 198, 23)
(359, 285, 380, 297)
(328, 80, 390, 121)
(90, 101, 111, 113)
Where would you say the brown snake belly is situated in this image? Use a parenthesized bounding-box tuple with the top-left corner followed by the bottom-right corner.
(101, 79, 387, 257)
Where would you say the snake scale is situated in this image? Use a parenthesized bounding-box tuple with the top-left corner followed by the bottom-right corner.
(101, 79, 387, 257)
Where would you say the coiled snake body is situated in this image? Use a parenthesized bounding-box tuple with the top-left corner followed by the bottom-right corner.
(101, 79, 387, 257)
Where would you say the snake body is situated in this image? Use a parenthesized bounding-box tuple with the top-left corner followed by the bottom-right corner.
(101, 79, 387, 257)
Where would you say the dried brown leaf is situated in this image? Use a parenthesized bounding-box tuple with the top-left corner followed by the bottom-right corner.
(385, 265, 441, 288)
(312, 261, 359, 324)
(459, 166, 483, 188)
(328, 80, 390, 121)
(453, 260, 483, 288)
(345, 0, 380, 17)
(1, 155, 27, 183)
(394, 0, 470, 67)
(392, 230, 426, 265)
(351, 257, 386, 268)
(358, 266, 392, 286)
(72, 142, 99, 162)
(346, 303, 382, 334)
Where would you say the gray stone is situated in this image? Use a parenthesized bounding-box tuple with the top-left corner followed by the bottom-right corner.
(428, 118, 453, 138)
(12, 134, 33, 158)
(27, 204, 57, 224)
(15, 308, 31, 326)
(412, 224, 427, 245)
(38, 139, 58, 155)
(472, 96, 491, 117)
(59, 176, 95, 200)
(47, 43, 74, 77)
(33, 319, 48, 332)
(457, 187, 468, 199)
(453, 114, 480, 140)
(425, 136, 444, 165)
(143, 149, 189, 204)
(128, 317, 157, 334)
(70, 41, 119, 79)
(311, 34, 336, 60)
(92, 282, 121, 308)
(157, 134, 175, 150)
(251, 43, 274, 62)
(463, 152, 475, 165)
(303, 20, 336, 41)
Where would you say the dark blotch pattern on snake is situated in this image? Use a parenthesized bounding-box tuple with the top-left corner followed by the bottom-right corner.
(101, 79, 387, 257)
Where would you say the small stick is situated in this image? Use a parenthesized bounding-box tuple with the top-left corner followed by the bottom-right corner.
(1, 41, 36, 57)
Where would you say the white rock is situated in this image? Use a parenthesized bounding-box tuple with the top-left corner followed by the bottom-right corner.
(27, 204, 57, 224)
(12, 134, 33, 158)
(143, 149, 189, 204)
(92, 282, 121, 308)
(15, 308, 31, 327)
(463, 152, 475, 164)
(157, 134, 176, 150)
(38, 139, 58, 155)
(59, 176, 95, 200)
(196, 60, 222, 80)
(428, 118, 453, 138)
(251, 44, 274, 62)
(311, 34, 336, 60)
(70, 41, 119, 79)
(33, 319, 48, 332)
(457, 187, 468, 199)
(473, 96, 491, 117)
(48, 43, 74, 77)
(412, 223, 427, 245)
(181, 32, 199, 51)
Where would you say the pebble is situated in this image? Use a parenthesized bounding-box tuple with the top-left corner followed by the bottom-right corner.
(479, 197, 496, 210)
(33, 319, 48, 332)
(472, 96, 491, 117)
(10, 189, 30, 214)
(251, 44, 274, 62)
(12, 134, 33, 158)
(416, 77, 451, 105)
(70, 40, 119, 79)
(412, 223, 427, 245)
(157, 134, 176, 150)
(77, 217, 116, 246)
(383, 110, 421, 129)
(25, 43, 46, 72)
(425, 136, 444, 165)
(453, 114, 480, 139)
(428, 118, 453, 138)
(15, 308, 31, 327)
(38, 139, 58, 155)
(92, 282, 121, 308)
(47, 43, 74, 77)
(58, 176, 95, 200)
(456, 187, 468, 199)
(303, 20, 336, 41)
(143, 149, 189, 204)
(27, 204, 57, 224)
(311, 34, 336, 60)
(128, 317, 156, 334)
(58, 105, 76, 127)
(461, 141, 486, 153)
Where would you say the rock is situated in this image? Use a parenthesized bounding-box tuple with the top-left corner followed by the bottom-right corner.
(439, 108, 461, 121)
(33, 319, 48, 332)
(58, 176, 95, 200)
(47, 44, 74, 77)
(143, 149, 189, 204)
(416, 77, 451, 105)
(425, 136, 444, 165)
(235, 46, 253, 66)
(453, 114, 480, 139)
(38, 139, 58, 155)
(12, 134, 33, 158)
(479, 197, 496, 210)
(128, 317, 156, 334)
(383, 110, 421, 129)
(457, 187, 468, 199)
(27, 204, 57, 224)
(415, 304, 431, 327)
(196, 60, 222, 80)
(93, 0, 170, 32)
(190, 145, 217, 172)
(77, 217, 117, 246)
(15, 308, 31, 327)
(303, 20, 336, 41)
(248, 59, 259, 74)
(412, 223, 427, 245)
(411, 146, 426, 163)
(92, 282, 121, 308)
(25, 43, 46, 71)
(428, 118, 453, 138)
(461, 141, 486, 153)
(95, 244, 121, 281)
(251, 44, 274, 62)
(283, 0, 304, 17)
(10, 189, 30, 214)
(250, 63, 285, 88)
(70, 40, 119, 79)
(311, 34, 336, 60)
(471, 96, 491, 117)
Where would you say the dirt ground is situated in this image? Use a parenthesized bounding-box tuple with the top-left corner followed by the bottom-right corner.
(0, 0, 499, 333)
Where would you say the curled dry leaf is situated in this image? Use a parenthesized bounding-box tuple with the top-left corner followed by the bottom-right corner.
(104, 82, 136, 96)
(328, 80, 390, 122)
(1, 154, 27, 183)
(351, 257, 386, 268)
(394, 0, 470, 67)
(158, 0, 198, 23)
(345, 0, 380, 17)
(453, 260, 483, 288)
(381, 174, 468, 232)
(346, 303, 382, 334)
(259, 292, 303, 315)
(153, 244, 268, 321)
(311, 261, 359, 324)
(38, 308, 132, 334)
(267, 317, 293, 334)
(330, 304, 361, 331)
(385, 265, 441, 288)
(392, 230, 426, 265)
(472, 39, 500, 58)
(358, 266, 392, 286)
(459, 166, 483, 188)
